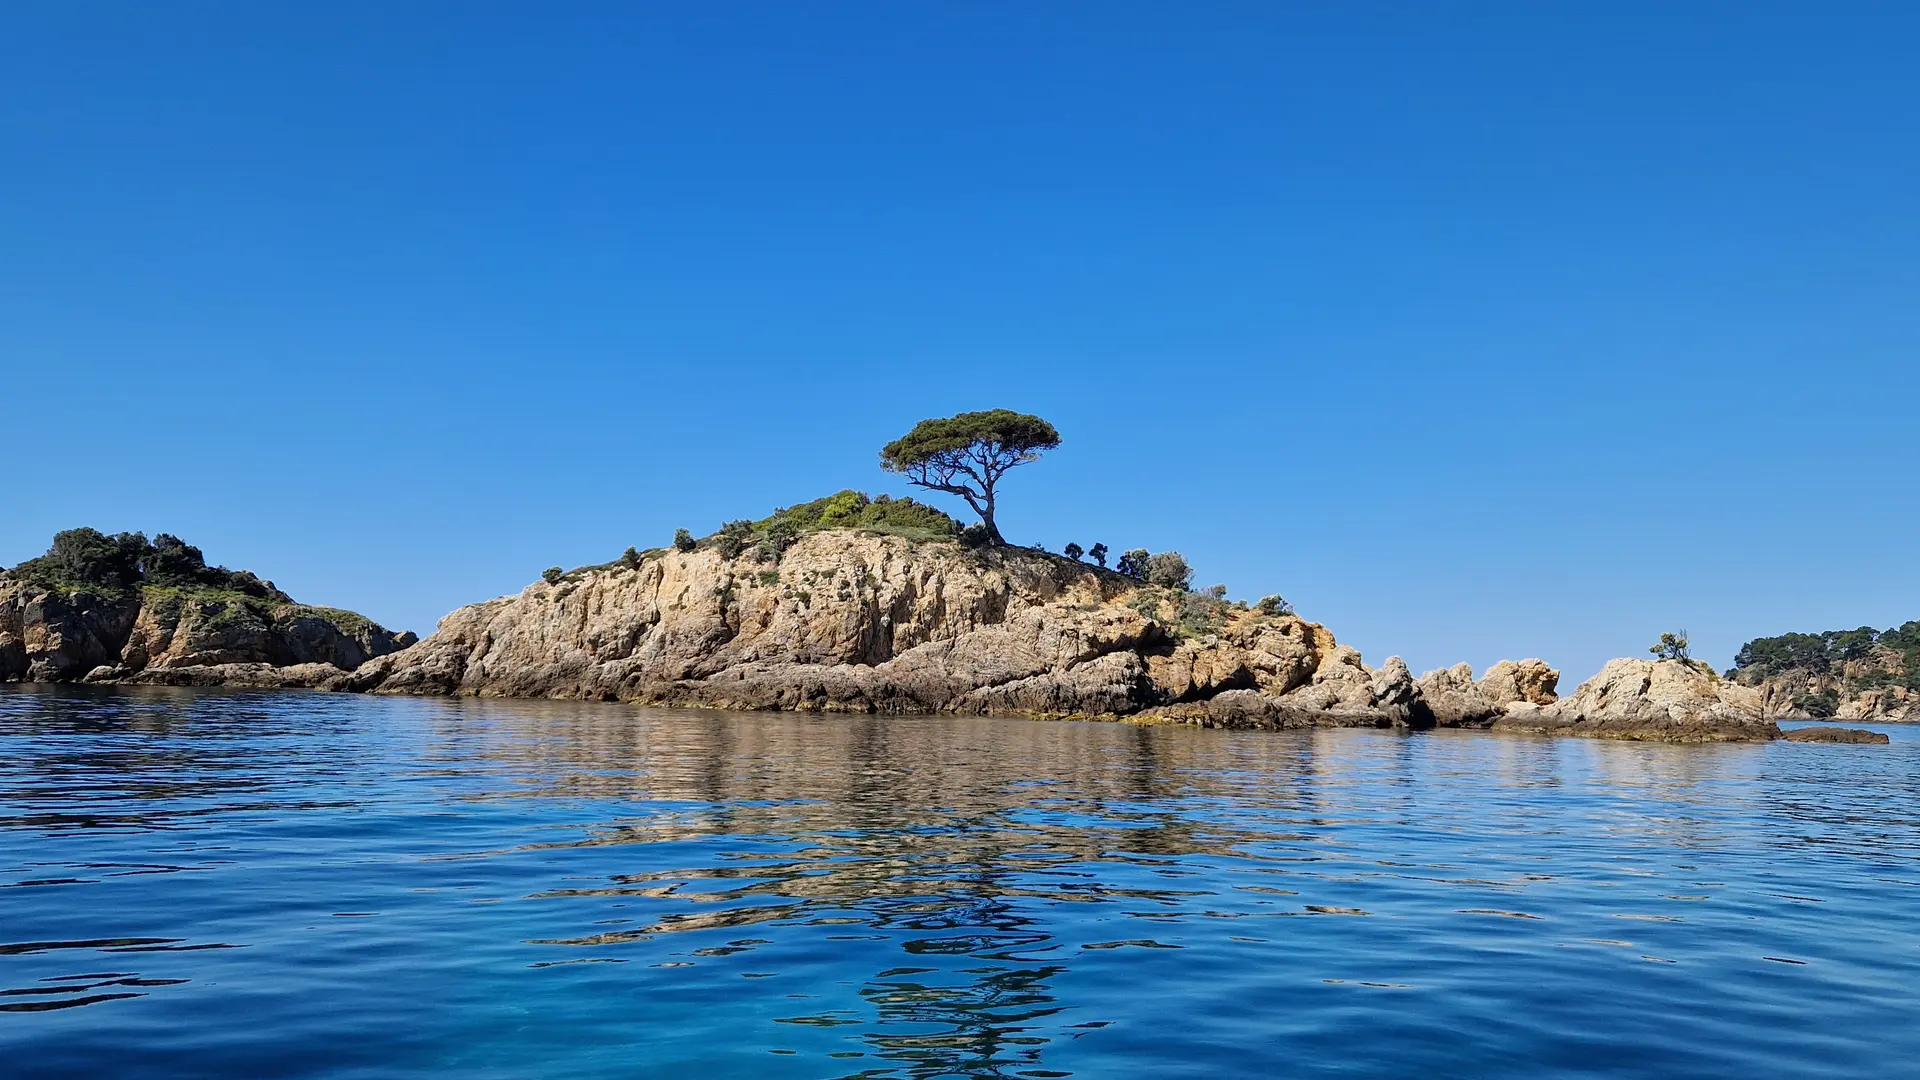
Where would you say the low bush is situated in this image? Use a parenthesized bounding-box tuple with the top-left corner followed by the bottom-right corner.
(542, 566, 564, 585)
(673, 529, 696, 553)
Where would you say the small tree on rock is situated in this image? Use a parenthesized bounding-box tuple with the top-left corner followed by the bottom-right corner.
(879, 409, 1061, 546)
(1115, 549, 1150, 580)
(1088, 543, 1108, 568)
(1650, 630, 1691, 662)
(673, 529, 696, 553)
(542, 567, 564, 585)
(1063, 543, 1084, 562)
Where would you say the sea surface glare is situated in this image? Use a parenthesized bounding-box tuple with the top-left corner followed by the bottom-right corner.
(2, 686, 1917, 1079)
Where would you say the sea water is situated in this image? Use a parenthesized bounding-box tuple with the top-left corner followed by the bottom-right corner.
(2, 685, 1916, 1078)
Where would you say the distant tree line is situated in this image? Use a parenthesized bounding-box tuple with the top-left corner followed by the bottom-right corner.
(1729, 622, 1920, 692)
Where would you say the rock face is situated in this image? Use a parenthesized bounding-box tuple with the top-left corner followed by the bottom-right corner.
(342, 532, 1439, 726)
(1781, 726, 1890, 745)
(1495, 658, 1778, 743)
(0, 579, 414, 685)
(1835, 686, 1919, 723)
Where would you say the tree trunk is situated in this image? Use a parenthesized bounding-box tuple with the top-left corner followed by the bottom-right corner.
(981, 493, 1004, 545)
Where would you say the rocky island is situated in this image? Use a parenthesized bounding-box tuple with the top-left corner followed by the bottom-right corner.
(0, 410, 1896, 747)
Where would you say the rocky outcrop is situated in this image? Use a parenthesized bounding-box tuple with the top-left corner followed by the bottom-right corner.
(1781, 726, 1891, 745)
(1494, 658, 1778, 742)
(0, 578, 414, 685)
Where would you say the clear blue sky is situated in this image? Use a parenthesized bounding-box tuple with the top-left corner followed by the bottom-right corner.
(4, 2, 1915, 682)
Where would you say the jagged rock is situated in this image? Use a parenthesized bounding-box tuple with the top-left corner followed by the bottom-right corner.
(1780, 726, 1890, 744)
(1495, 658, 1779, 742)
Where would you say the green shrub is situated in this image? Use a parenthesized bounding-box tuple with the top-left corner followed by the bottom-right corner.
(1255, 594, 1294, 617)
(959, 522, 992, 549)
(1178, 589, 1229, 635)
(760, 490, 961, 538)
(621, 546, 642, 568)
(1115, 549, 1150, 579)
(1146, 552, 1193, 590)
(673, 529, 696, 553)
(1793, 689, 1841, 717)
(542, 566, 564, 585)
(715, 520, 755, 559)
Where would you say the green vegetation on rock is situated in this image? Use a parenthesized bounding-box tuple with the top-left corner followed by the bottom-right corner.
(672, 491, 965, 565)
(6, 527, 291, 602)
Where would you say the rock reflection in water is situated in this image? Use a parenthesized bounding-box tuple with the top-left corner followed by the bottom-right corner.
(430, 704, 1328, 1074)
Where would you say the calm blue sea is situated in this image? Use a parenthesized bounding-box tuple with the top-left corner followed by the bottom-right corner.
(2, 686, 1916, 1079)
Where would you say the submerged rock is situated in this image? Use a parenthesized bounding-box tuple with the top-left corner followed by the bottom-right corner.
(1781, 726, 1890, 744)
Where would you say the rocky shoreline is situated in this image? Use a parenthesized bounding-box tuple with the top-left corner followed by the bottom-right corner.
(3, 529, 1890, 746)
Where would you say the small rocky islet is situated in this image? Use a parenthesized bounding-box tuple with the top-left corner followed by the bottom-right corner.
(0, 504, 1894, 746)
